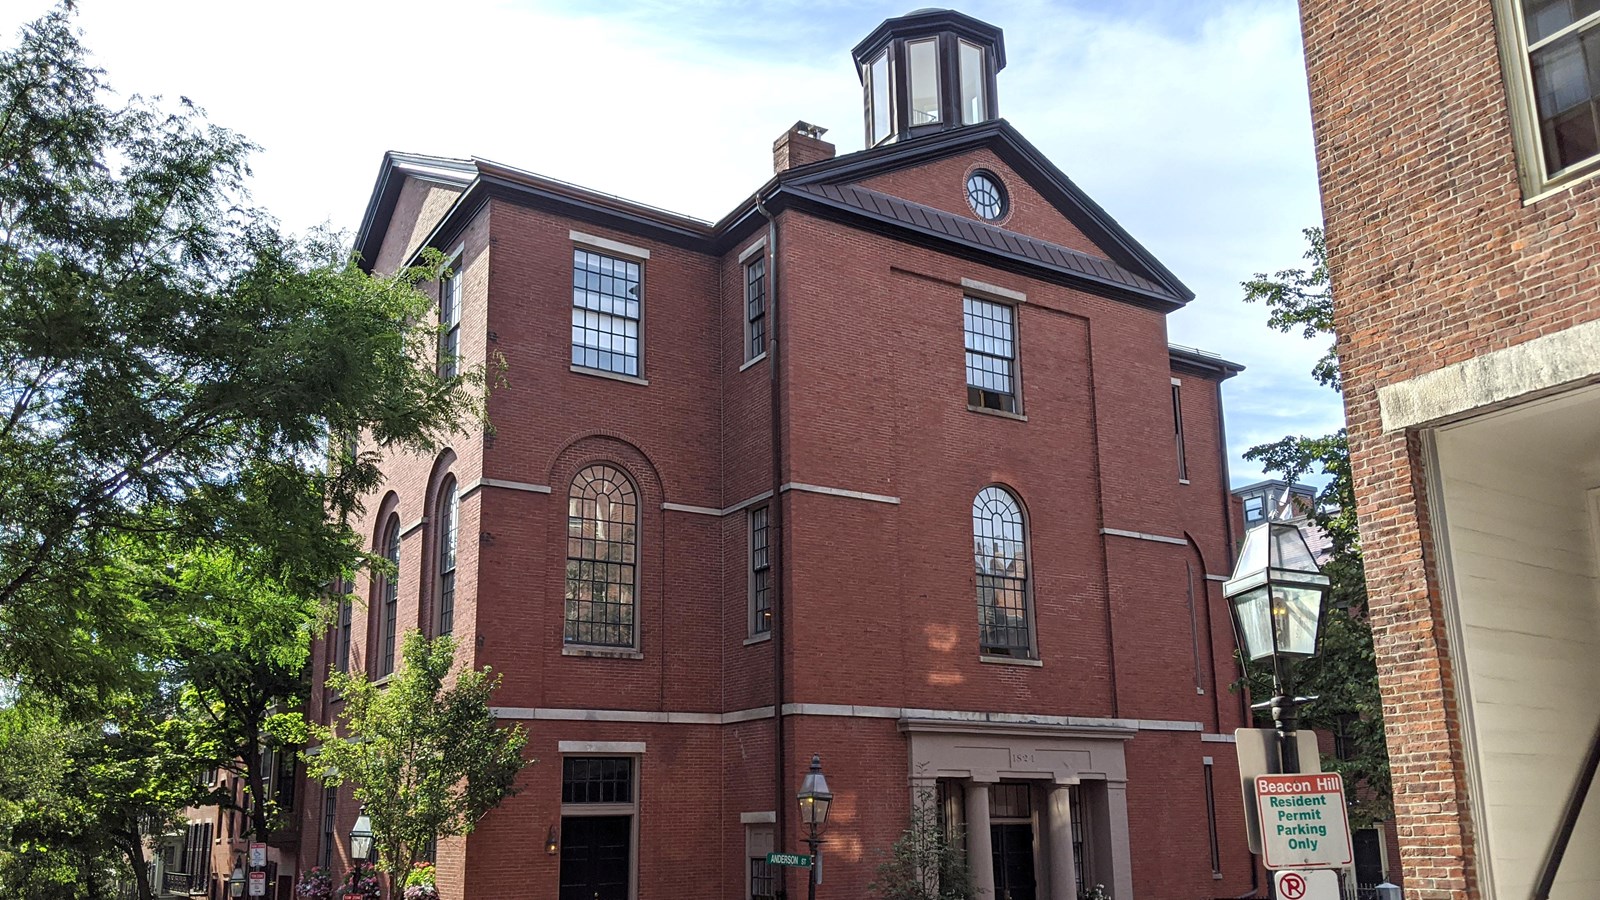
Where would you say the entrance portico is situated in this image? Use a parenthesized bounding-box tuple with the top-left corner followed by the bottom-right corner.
(901, 718, 1135, 900)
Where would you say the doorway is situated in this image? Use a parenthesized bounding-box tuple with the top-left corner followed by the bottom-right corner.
(991, 822, 1038, 900)
(558, 815, 629, 900)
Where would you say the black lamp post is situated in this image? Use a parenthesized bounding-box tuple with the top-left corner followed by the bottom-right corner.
(349, 806, 374, 864)
(1223, 521, 1331, 773)
(796, 754, 832, 900)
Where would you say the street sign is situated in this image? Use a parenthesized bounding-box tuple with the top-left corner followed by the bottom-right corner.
(248, 842, 267, 868)
(247, 872, 266, 897)
(765, 852, 812, 868)
(1273, 868, 1340, 900)
(1235, 727, 1321, 853)
(1255, 773, 1353, 869)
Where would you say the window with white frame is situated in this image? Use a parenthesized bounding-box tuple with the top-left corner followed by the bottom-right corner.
(439, 258, 461, 379)
(867, 50, 891, 144)
(964, 296, 1019, 413)
(1172, 379, 1188, 481)
(908, 38, 941, 125)
(749, 506, 772, 636)
(572, 249, 642, 377)
(972, 486, 1033, 657)
(437, 478, 458, 635)
(745, 255, 767, 362)
(959, 39, 987, 124)
(1499, 0, 1600, 193)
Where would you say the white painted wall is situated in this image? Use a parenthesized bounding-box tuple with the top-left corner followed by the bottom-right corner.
(1434, 390, 1600, 899)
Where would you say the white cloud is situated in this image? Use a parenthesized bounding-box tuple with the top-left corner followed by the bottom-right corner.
(0, 0, 1342, 484)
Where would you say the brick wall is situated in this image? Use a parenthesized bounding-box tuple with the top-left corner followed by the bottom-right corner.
(1298, 0, 1600, 897)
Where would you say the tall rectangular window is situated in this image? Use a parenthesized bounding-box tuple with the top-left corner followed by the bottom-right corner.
(745, 256, 767, 362)
(379, 515, 400, 677)
(437, 481, 459, 635)
(959, 40, 986, 124)
(1204, 759, 1222, 876)
(908, 38, 941, 125)
(1499, 0, 1600, 193)
(750, 506, 772, 635)
(335, 599, 352, 674)
(869, 51, 891, 144)
(1172, 379, 1188, 481)
(320, 785, 337, 868)
(571, 249, 642, 377)
(963, 297, 1018, 413)
(438, 262, 461, 379)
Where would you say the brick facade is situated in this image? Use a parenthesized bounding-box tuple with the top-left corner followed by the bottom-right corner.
(1298, 1, 1600, 898)
(280, 11, 1257, 900)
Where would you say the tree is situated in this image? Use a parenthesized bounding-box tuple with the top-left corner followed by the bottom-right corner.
(0, 3, 484, 703)
(869, 783, 973, 900)
(306, 632, 530, 885)
(1240, 227, 1391, 827)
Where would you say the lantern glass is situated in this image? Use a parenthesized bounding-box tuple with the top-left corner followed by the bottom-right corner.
(796, 756, 832, 829)
(1225, 521, 1330, 665)
(1271, 584, 1323, 658)
(349, 809, 374, 862)
(229, 866, 245, 899)
(1231, 585, 1274, 661)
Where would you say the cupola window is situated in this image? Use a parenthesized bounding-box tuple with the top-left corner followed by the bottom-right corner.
(868, 50, 891, 145)
(959, 40, 987, 125)
(908, 39, 941, 125)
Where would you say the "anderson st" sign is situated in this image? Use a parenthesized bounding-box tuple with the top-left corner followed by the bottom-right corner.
(1253, 773, 1354, 869)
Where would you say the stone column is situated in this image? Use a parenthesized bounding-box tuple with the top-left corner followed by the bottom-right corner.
(1106, 781, 1134, 900)
(1047, 784, 1079, 900)
(964, 781, 995, 898)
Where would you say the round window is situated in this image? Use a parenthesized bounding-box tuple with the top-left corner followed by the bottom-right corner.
(965, 171, 1006, 220)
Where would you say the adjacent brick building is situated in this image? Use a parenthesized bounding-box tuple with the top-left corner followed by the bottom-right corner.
(1299, 0, 1600, 897)
(289, 10, 1257, 899)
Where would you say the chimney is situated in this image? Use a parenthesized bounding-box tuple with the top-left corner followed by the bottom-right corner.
(773, 121, 835, 173)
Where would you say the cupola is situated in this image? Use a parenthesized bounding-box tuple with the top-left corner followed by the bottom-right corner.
(851, 8, 1006, 147)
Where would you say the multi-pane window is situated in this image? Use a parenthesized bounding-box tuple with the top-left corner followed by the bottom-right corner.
(868, 50, 891, 144)
(320, 785, 337, 867)
(1523, 0, 1600, 176)
(749, 858, 778, 900)
(335, 598, 352, 674)
(1204, 761, 1222, 876)
(973, 486, 1032, 657)
(745, 256, 767, 361)
(571, 249, 642, 377)
(439, 263, 461, 379)
(562, 757, 634, 804)
(184, 822, 213, 882)
(963, 297, 1018, 413)
(437, 480, 459, 635)
(379, 514, 400, 677)
(959, 39, 987, 124)
(1172, 380, 1188, 481)
(565, 465, 638, 647)
(908, 38, 941, 125)
(750, 506, 772, 635)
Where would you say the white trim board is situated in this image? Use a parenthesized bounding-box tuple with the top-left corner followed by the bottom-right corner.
(491, 703, 1212, 735)
(1101, 527, 1187, 546)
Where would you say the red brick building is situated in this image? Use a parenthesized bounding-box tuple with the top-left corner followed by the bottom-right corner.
(291, 10, 1257, 900)
(1299, 0, 1600, 898)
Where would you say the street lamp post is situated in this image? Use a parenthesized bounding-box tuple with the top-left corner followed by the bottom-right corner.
(796, 755, 832, 900)
(1223, 521, 1331, 774)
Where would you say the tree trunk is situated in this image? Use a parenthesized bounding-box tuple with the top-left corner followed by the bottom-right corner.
(124, 834, 155, 900)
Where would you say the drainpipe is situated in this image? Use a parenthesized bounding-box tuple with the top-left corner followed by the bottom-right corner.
(754, 195, 787, 890)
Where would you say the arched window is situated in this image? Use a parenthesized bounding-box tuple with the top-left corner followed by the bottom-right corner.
(565, 465, 639, 648)
(972, 486, 1032, 657)
(378, 513, 400, 677)
(437, 478, 459, 635)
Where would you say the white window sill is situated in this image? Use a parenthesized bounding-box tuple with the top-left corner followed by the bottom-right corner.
(1178, 478, 1191, 485)
(743, 632, 772, 646)
(979, 654, 1042, 667)
(371, 674, 394, 687)
(967, 405, 1027, 422)
(570, 365, 648, 386)
(562, 645, 644, 660)
(739, 352, 768, 372)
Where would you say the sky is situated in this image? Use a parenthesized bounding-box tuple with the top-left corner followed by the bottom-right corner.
(0, 0, 1342, 486)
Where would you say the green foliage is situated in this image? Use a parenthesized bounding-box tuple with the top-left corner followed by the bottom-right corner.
(1240, 227, 1391, 827)
(870, 785, 973, 900)
(307, 632, 531, 884)
(0, 3, 485, 703)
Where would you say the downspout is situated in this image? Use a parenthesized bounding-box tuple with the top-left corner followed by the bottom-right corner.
(754, 195, 787, 883)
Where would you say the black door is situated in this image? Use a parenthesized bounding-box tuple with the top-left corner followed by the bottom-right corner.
(1353, 828, 1385, 889)
(991, 823, 1037, 900)
(559, 815, 630, 900)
